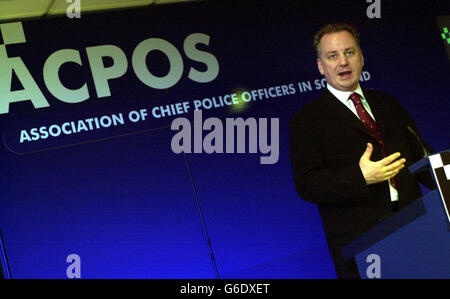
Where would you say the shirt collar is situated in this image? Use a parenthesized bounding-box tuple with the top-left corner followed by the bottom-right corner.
(326, 83, 365, 105)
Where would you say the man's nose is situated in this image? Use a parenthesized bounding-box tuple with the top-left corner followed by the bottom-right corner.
(338, 54, 349, 66)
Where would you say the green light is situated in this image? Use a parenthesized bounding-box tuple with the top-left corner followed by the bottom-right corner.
(230, 88, 250, 114)
(441, 27, 450, 44)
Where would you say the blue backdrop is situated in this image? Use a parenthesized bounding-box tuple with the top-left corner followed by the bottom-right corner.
(0, 0, 448, 278)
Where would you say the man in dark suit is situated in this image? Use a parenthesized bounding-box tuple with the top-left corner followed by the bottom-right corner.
(289, 23, 434, 278)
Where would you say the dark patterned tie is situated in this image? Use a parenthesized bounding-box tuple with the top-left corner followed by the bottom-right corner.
(349, 92, 398, 189)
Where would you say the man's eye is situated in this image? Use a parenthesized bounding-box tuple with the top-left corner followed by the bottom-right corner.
(328, 54, 337, 59)
(345, 51, 355, 56)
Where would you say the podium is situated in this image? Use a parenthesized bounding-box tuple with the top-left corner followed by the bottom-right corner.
(342, 151, 450, 278)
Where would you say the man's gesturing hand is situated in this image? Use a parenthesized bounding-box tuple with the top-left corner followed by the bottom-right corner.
(359, 143, 406, 185)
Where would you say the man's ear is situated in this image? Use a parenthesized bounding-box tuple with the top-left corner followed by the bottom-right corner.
(317, 57, 324, 75)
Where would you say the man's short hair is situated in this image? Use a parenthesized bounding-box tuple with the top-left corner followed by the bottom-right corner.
(313, 23, 361, 58)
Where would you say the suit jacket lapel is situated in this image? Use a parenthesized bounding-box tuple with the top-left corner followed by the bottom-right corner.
(319, 89, 373, 138)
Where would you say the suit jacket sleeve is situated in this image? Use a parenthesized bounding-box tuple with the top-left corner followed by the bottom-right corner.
(289, 108, 371, 205)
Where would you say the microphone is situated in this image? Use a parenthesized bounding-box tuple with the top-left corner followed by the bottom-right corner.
(406, 125, 430, 158)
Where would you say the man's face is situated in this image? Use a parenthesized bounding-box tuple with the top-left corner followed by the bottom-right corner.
(317, 30, 364, 92)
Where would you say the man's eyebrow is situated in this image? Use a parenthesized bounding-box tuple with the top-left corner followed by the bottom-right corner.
(325, 47, 357, 55)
